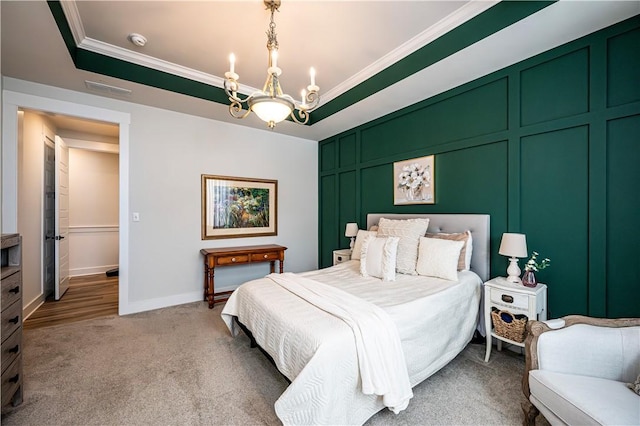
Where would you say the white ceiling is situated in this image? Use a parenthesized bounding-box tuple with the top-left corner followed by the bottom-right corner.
(2, 1, 639, 141)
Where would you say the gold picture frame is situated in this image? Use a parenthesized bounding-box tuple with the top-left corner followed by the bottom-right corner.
(201, 174, 277, 239)
(393, 155, 435, 205)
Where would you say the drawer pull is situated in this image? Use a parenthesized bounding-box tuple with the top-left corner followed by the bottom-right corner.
(501, 294, 514, 304)
(264, 254, 268, 258)
(8, 345, 19, 354)
(8, 374, 20, 384)
(231, 257, 236, 262)
(8, 316, 19, 324)
(8, 286, 20, 294)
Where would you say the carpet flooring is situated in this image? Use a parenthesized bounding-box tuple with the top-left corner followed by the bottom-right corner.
(2, 301, 549, 425)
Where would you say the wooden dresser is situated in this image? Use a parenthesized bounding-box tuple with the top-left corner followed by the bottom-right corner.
(200, 244, 287, 308)
(1, 234, 23, 413)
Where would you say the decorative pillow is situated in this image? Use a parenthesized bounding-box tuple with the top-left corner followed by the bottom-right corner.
(425, 230, 473, 271)
(359, 235, 399, 281)
(351, 230, 377, 260)
(377, 217, 430, 275)
(416, 237, 464, 281)
(627, 373, 640, 396)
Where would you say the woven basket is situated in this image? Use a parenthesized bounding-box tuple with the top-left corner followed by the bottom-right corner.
(491, 307, 528, 343)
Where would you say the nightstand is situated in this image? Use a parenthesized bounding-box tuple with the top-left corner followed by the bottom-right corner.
(484, 277, 547, 362)
(333, 249, 352, 265)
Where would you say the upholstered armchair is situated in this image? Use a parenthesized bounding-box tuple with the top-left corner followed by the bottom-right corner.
(522, 315, 640, 426)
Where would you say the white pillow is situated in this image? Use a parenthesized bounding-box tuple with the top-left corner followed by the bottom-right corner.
(359, 235, 399, 281)
(425, 230, 473, 271)
(351, 230, 377, 260)
(376, 217, 430, 275)
(416, 237, 464, 281)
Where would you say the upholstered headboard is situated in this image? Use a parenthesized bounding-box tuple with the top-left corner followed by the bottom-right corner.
(366, 213, 490, 281)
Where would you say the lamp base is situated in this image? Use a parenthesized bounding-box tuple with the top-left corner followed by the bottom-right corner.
(506, 257, 522, 284)
(349, 237, 355, 253)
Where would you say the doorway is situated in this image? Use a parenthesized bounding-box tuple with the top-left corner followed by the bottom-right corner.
(2, 90, 131, 317)
(16, 108, 121, 324)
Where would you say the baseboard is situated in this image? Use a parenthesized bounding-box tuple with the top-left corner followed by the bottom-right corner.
(119, 290, 203, 316)
(70, 264, 118, 278)
(22, 293, 46, 320)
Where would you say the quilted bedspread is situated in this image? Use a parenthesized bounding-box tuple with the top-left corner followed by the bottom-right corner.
(221, 261, 482, 425)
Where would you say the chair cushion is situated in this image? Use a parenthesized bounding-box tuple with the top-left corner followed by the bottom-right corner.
(530, 370, 640, 426)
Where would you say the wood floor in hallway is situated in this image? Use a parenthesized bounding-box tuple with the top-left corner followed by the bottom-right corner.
(23, 274, 118, 330)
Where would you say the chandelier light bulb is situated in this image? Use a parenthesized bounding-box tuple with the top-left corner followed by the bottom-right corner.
(229, 53, 236, 74)
(310, 67, 316, 86)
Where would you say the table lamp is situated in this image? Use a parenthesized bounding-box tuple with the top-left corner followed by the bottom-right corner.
(345, 223, 359, 252)
(498, 233, 528, 283)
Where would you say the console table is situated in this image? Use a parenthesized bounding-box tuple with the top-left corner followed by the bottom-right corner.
(200, 244, 287, 308)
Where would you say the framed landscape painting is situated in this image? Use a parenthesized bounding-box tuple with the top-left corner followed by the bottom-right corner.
(201, 175, 277, 239)
(393, 155, 435, 205)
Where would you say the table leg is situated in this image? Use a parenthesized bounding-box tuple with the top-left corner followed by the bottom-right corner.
(205, 264, 215, 309)
(279, 260, 284, 273)
(269, 261, 275, 274)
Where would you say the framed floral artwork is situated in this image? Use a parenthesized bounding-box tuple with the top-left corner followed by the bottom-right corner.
(393, 155, 435, 205)
(201, 174, 277, 239)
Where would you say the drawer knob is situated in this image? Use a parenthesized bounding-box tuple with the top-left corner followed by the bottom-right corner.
(501, 294, 514, 303)
(8, 316, 19, 324)
(9, 286, 20, 294)
(264, 254, 268, 258)
(8, 345, 19, 354)
(9, 374, 19, 384)
(231, 257, 236, 262)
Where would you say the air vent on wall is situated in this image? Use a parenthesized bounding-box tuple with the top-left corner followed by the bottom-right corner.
(85, 80, 132, 96)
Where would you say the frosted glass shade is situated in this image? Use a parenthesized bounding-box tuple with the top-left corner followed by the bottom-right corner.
(250, 96, 293, 124)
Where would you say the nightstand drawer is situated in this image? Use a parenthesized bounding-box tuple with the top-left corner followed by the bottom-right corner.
(333, 250, 351, 265)
(489, 288, 529, 311)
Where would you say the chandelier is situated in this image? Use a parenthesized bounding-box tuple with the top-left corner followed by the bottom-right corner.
(224, 0, 320, 129)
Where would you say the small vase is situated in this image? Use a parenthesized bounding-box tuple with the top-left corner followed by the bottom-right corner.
(522, 270, 537, 288)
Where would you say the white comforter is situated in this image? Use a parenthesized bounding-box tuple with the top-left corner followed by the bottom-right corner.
(221, 260, 482, 425)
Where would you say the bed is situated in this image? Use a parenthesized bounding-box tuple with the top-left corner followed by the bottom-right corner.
(221, 213, 490, 425)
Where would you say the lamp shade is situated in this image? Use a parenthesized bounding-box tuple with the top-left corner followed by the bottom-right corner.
(345, 223, 359, 238)
(498, 233, 528, 258)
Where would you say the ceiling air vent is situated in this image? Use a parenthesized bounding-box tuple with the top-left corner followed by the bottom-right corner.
(85, 80, 132, 96)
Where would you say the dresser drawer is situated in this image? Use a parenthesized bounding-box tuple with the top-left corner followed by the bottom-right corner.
(1, 272, 21, 311)
(1, 301, 21, 344)
(1, 356, 22, 408)
(251, 252, 280, 262)
(489, 288, 529, 311)
(1, 328, 21, 375)
(216, 254, 250, 266)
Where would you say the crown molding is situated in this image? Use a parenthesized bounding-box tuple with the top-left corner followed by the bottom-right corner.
(59, 0, 85, 45)
(61, 0, 260, 95)
(322, 0, 500, 101)
(58, 0, 496, 105)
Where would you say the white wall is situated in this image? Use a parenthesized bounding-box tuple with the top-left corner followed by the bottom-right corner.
(19, 111, 57, 315)
(2, 77, 318, 315)
(68, 147, 119, 277)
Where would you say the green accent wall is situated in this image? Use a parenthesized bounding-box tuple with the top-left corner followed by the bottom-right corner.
(318, 16, 640, 318)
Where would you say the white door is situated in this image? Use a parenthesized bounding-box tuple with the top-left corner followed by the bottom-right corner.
(55, 135, 70, 300)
